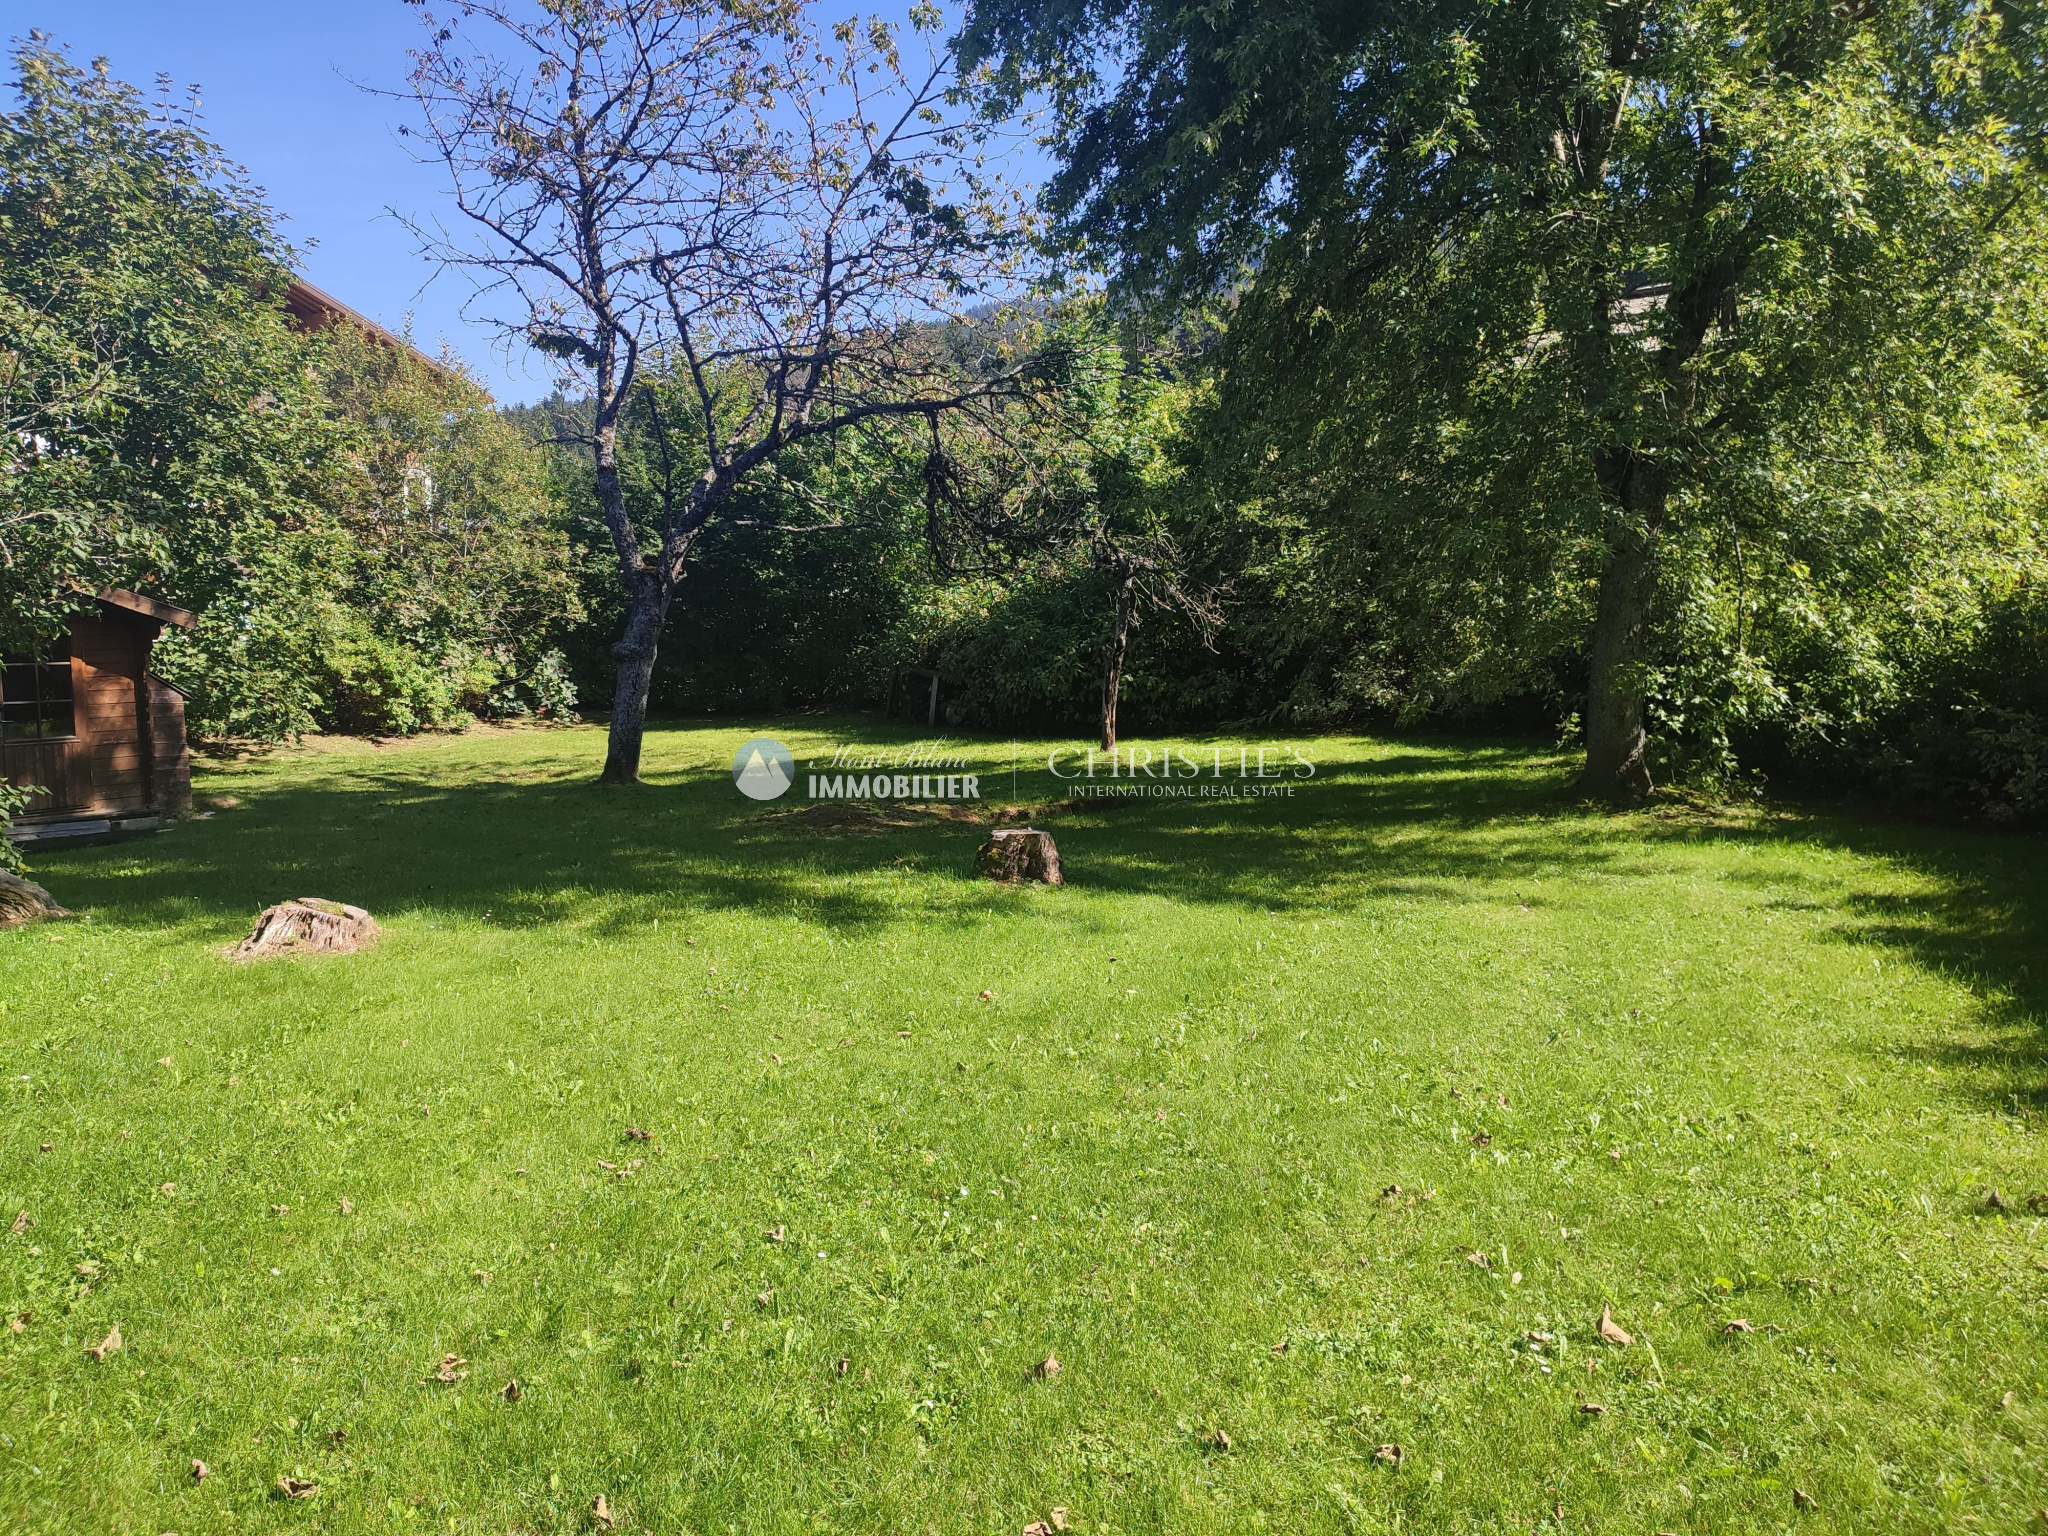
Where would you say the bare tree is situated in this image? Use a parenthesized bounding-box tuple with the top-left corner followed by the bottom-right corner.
(403, 0, 1039, 781)
(917, 339, 1221, 749)
(1088, 528, 1218, 751)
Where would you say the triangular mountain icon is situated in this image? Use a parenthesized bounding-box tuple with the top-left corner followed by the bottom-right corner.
(736, 747, 790, 798)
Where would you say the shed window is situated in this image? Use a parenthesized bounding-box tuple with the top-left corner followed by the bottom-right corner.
(1, 640, 75, 740)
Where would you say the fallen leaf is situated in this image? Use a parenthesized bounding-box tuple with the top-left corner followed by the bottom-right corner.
(84, 1325, 122, 1362)
(473, 1269, 492, 1286)
(769, 1053, 783, 1065)
(1464, 1250, 1492, 1270)
(980, 990, 994, 1001)
(8, 1211, 27, 1235)
(624, 1127, 652, 1141)
(1270, 1339, 1289, 1355)
(1211, 1428, 1233, 1451)
(1380, 1184, 1403, 1202)
(1034, 1352, 1062, 1380)
(158, 1056, 173, 1067)
(834, 1356, 851, 1376)
(427, 1353, 468, 1383)
(592, 1493, 615, 1530)
(1496, 1093, 1511, 1109)
(1597, 1306, 1633, 1347)
(1792, 1488, 1818, 1512)
(756, 1290, 774, 1308)
(1470, 1132, 1491, 1148)
(38, 1142, 50, 1152)
(1049, 1511, 1070, 1533)
(338, 1197, 354, 1215)
(1374, 1443, 1404, 1465)
(501, 1379, 522, 1402)
(2026, 1192, 2048, 1214)
(1024, 1524, 1053, 1536)
(765, 1225, 786, 1243)
(157, 1183, 175, 1197)
(1578, 1401, 1608, 1415)
(329, 1428, 347, 1444)
(1987, 1188, 2013, 1213)
(1608, 1148, 1623, 1161)
(8, 1311, 29, 1333)
(276, 1475, 317, 1500)
(2001, 1390, 2017, 1411)
(269, 1204, 288, 1217)
(192, 1459, 209, 1482)
(75, 1259, 101, 1277)
(1723, 1319, 1756, 1335)
(898, 1030, 912, 1038)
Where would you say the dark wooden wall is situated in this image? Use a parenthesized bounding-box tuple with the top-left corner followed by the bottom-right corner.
(1, 608, 186, 819)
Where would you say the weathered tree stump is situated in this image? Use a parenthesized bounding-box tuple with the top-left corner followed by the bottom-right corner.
(233, 898, 377, 959)
(0, 870, 70, 929)
(972, 828, 1063, 886)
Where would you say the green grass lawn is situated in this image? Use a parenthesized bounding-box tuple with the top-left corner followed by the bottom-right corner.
(2, 722, 2045, 1534)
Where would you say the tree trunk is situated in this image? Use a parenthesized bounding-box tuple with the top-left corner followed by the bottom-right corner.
(599, 578, 670, 785)
(1579, 452, 1664, 803)
(1100, 583, 1135, 751)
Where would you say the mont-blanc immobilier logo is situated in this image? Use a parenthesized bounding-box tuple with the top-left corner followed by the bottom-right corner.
(732, 737, 797, 800)
(732, 737, 982, 803)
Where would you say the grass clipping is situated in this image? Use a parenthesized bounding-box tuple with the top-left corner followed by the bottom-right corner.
(232, 897, 377, 960)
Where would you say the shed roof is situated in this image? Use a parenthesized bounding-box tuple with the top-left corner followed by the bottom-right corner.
(96, 588, 197, 630)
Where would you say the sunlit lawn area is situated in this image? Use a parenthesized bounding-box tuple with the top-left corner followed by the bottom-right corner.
(1, 722, 2044, 1534)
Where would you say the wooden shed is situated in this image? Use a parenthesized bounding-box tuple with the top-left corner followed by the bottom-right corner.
(2, 589, 196, 846)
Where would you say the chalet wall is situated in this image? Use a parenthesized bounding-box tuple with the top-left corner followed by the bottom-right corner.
(2, 604, 191, 821)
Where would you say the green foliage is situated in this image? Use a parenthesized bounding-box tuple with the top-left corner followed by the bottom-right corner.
(967, 0, 2048, 808)
(0, 781, 33, 873)
(0, 36, 328, 654)
(1, 39, 580, 744)
(513, 392, 926, 716)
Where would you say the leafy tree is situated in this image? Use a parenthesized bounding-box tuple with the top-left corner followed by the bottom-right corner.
(0, 35, 326, 654)
(964, 0, 2048, 799)
(2, 37, 584, 741)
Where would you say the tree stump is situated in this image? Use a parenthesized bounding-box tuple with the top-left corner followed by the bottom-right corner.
(0, 870, 70, 929)
(972, 828, 1063, 886)
(233, 898, 377, 959)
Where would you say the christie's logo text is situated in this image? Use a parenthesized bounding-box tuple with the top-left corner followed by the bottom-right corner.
(1050, 744, 1315, 795)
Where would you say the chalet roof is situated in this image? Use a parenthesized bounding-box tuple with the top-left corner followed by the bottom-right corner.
(96, 587, 197, 630)
(284, 277, 462, 384)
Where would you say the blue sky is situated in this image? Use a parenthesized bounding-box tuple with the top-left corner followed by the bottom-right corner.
(1, 3, 1048, 407)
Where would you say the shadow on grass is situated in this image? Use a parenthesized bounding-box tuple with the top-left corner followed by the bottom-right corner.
(37, 727, 1607, 930)
(28, 722, 2046, 1103)
(1804, 820, 2046, 1113)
